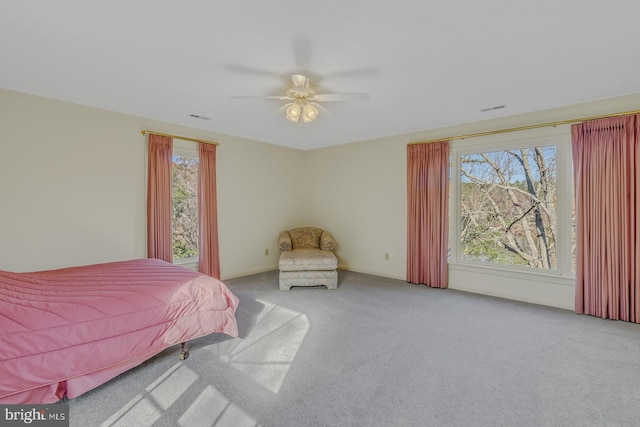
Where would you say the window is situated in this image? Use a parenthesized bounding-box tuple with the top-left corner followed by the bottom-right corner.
(171, 141, 199, 262)
(451, 132, 574, 277)
(460, 146, 557, 269)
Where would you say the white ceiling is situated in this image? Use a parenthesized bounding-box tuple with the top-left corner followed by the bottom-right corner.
(2, 1, 640, 150)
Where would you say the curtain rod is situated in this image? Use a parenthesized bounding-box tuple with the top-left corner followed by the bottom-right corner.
(141, 130, 219, 146)
(407, 108, 640, 146)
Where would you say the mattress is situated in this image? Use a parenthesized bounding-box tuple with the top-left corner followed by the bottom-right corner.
(0, 258, 239, 403)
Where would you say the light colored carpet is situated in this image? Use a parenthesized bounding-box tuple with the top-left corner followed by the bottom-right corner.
(69, 269, 640, 426)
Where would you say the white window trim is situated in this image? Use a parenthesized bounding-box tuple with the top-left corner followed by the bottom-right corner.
(449, 125, 575, 281)
(174, 256, 199, 271)
(173, 138, 198, 159)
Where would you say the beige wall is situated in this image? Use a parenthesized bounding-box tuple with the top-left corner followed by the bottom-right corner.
(216, 134, 303, 278)
(2, 87, 640, 309)
(0, 88, 302, 278)
(299, 136, 407, 279)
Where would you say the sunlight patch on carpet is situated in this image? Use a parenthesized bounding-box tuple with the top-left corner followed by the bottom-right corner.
(146, 363, 198, 410)
(204, 299, 310, 393)
(100, 363, 198, 426)
(178, 385, 256, 427)
(101, 391, 160, 427)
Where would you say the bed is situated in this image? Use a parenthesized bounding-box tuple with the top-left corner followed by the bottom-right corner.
(0, 258, 239, 404)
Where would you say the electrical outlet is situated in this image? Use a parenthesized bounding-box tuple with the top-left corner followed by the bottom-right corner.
(385, 253, 389, 260)
(265, 248, 269, 256)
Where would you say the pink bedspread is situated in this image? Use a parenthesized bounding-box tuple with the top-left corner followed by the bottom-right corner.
(0, 258, 239, 403)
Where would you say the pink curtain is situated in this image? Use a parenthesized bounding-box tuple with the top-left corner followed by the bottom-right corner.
(147, 134, 173, 262)
(407, 141, 450, 288)
(572, 114, 640, 322)
(198, 143, 221, 279)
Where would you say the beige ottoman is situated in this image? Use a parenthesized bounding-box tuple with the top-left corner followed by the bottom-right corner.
(278, 248, 338, 290)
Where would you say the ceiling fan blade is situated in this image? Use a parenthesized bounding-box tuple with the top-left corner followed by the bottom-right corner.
(321, 66, 380, 80)
(292, 35, 312, 70)
(224, 64, 281, 78)
(231, 95, 293, 101)
(310, 102, 335, 117)
(314, 93, 370, 102)
(273, 102, 294, 117)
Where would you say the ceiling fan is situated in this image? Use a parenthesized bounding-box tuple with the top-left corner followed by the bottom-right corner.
(231, 73, 370, 124)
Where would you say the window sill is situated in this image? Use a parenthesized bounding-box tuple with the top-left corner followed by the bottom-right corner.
(174, 257, 199, 271)
(449, 262, 575, 287)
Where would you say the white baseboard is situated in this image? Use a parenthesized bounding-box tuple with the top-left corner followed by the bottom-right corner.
(221, 266, 277, 281)
(337, 264, 405, 281)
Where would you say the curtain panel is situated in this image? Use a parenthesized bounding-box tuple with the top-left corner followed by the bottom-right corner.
(572, 114, 640, 322)
(147, 134, 173, 262)
(198, 143, 221, 279)
(406, 141, 450, 288)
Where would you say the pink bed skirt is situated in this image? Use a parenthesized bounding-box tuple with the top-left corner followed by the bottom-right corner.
(0, 350, 161, 404)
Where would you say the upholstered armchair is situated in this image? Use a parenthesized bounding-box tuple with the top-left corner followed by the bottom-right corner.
(278, 227, 338, 290)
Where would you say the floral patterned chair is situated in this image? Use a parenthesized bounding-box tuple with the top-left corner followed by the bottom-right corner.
(277, 227, 338, 290)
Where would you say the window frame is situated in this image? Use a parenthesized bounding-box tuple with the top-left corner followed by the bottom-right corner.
(449, 127, 574, 281)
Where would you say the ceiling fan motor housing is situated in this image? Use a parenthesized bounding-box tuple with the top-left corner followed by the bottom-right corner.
(286, 86, 316, 100)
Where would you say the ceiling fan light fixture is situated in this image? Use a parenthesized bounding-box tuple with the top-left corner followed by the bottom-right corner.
(232, 73, 370, 125)
(302, 103, 318, 123)
(285, 103, 302, 122)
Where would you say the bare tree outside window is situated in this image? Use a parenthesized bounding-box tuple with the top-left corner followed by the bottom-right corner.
(172, 156, 199, 260)
(460, 146, 557, 269)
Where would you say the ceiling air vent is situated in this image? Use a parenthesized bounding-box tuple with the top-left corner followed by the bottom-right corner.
(480, 105, 506, 112)
(188, 114, 211, 120)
